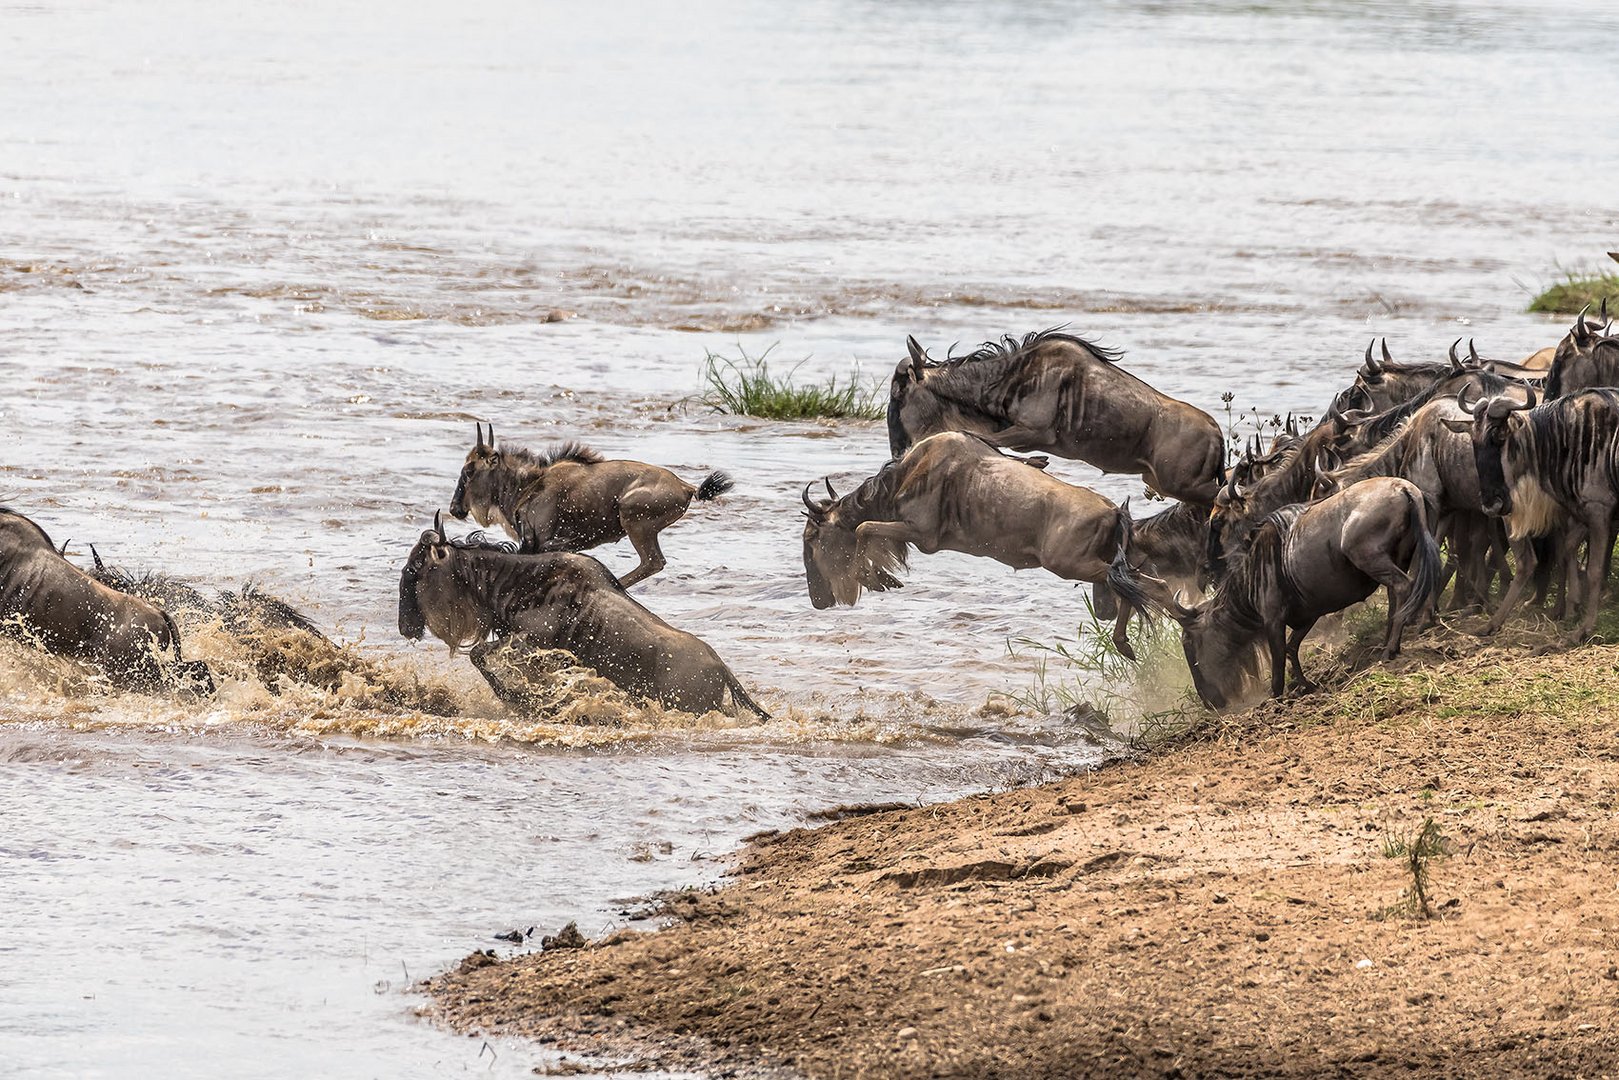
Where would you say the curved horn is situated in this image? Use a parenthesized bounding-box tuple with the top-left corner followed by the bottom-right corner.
(1362, 338, 1382, 375)
(90, 543, 105, 572)
(1169, 588, 1199, 624)
(474, 422, 486, 450)
(1575, 303, 1593, 339)
(1518, 385, 1538, 411)
(1448, 338, 1465, 373)
(485, 422, 495, 448)
(1467, 339, 1482, 367)
(58, 538, 70, 557)
(1285, 411, 1298, 437)
(432, 510, 444, 539)
(1457, 383, 1483, 418)
(1601, 296, 1610, 324)
(1381, 338, 1393, 365)
(802, 481, 827, 516)
(905, 335, 927, 377)
(823, 477, 839, 502)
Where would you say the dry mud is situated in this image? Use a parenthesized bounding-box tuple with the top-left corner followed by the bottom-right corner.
(428, 626, 1619, 1078)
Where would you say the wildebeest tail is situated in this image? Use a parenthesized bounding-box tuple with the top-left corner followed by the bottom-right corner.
(1105, 505, 1158, 623)
(1397, 490, 1443, 626)
(696, 471, 735, 501)
(724, 668, 770, 720)
(160, 610, 185, 661)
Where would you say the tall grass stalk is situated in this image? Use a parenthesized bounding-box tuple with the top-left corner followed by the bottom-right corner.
(699, 344, 884, 421)
(997, 595, 1203, 750)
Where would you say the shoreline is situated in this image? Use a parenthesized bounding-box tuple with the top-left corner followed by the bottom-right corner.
(425, 625, 1619, 1078)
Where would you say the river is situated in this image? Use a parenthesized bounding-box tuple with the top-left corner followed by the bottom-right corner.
(2, 0, 1617, 1076)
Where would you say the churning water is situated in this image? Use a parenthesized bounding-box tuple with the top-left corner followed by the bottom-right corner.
(3, 0, 1618, 1075)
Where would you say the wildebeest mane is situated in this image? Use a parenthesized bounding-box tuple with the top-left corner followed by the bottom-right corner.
(502, 441, 605, 470)
(928, 326, 1124, 371)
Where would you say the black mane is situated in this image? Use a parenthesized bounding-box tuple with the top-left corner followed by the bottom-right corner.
(924, 326, 1124, 370)
(502, 440, 605, 470)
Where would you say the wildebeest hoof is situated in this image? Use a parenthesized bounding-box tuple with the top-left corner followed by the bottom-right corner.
(1113, 638, 1138, 662)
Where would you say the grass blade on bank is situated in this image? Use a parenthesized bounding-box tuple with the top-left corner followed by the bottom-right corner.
(699, 344, 884, 421)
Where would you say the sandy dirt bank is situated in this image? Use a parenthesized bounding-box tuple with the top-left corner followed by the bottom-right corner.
(427, 633, 1619, 1078)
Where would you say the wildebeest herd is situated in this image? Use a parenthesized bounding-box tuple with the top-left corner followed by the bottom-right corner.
(3, 303, 1617, 717)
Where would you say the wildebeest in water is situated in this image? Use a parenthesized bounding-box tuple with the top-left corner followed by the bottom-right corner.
(0, 507, 214, 693)
(448, 423, 733, 588)
(886, 329, 1225, 506)
(1115, 477, 1441, 708)
(398, 514, 768, 718)
(799, 431, 1180, 660)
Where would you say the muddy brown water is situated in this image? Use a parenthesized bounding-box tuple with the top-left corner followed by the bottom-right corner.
(3, 1, 1618, 1076)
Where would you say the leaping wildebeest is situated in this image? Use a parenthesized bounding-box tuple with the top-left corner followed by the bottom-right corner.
(0, 507, 214, 693)
(1115, 477, 1441, 708)
(887, 329, 1225, 505)
(799, 431, 1175, 660)
(448, 424, 734, 588)
(1442, 386, 1619, 640)
(398, 514, 768, 718)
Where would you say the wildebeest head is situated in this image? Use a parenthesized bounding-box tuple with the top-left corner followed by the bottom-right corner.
(1158, 589, 1257, 710)
(449, 422, 505, 528)
(398, 511, 490, 650)
(886, 336, 933, 459)
(1555, 301, 1611, 368)
(1441, 385, 1537, 516)
(800, 478, 906, 609)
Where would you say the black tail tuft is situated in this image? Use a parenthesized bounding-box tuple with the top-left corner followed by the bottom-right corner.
(725, 670, 770, 719)
(696, 471, 735, 501)
(1397, 491, 1443, 626)
(1105, 506, 1158, 625)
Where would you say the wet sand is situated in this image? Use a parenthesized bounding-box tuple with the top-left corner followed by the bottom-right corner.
(428, 625, 1619, 1077)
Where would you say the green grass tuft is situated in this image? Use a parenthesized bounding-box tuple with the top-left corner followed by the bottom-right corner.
(699, 344, 884, 421)
(997, 595, 1204, 750)
(1527, 259, 1619, 315)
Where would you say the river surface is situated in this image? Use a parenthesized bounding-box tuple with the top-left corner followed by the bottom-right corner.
(3, 1, 1618, 1076)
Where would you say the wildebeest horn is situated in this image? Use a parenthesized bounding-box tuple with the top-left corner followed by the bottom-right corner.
(1467, 339, 1482, 366)
(1457, 384, 1484, 418)
(1575, 303, 1593, 339)
(823, 477, 839, 502)
(1602, 296, 1611, 325)
(58, 538, 70, 556)
(1519, 385, 1537, 411)
(905, 335, 927, 377)
(1285, 411, 1298, 437)
(1362, 338, 1382, 375)
(474, 422, 486, 450)
(802, 481, 826, 516)
(1380, 338, 1392, 365)
(90, 543, 105, 572)
(485, 422, 495, 448)
(1168, 588, 1198, 624)
(1448, 338, 1465, 373)
(432, 510, 444, 539)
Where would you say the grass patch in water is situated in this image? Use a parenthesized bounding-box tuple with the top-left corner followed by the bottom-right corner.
(699, 344, 884, 421)
(1526, 256, 1619, 315)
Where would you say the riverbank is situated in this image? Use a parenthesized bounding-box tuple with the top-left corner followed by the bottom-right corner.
(427, 627, 1619, 1078)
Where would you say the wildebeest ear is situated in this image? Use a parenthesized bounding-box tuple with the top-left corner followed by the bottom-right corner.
(905, 335, 927, 377)
(1439, 418, 1474, 433)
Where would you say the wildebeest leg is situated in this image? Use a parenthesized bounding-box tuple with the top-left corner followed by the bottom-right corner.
(979, 424, 1050, 454)
(616, 497, 686, 589)
(1285, 621, 1317, 694)
(1484, 537, 1540, 635)
(1486, 517, 1513, 599)
(469, 639, 524, 710)
(1573, 508, 1614, 641)
(1434, 514, 1463, 611)
(1267, 628, 1288, 699)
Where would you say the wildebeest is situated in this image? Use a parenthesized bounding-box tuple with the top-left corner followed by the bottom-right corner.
(1116, 477, 1441, 708)
(886, 329, 1225, 505)
(398, 515, 768, 717)
(0, 507, 213, 693)
(1545, 305, 1618, 399)
(1441, 386, 1619, 640)
(1090, 500, 1210, 624)
(448, 424, 734, 588)
(86, 545, 327, 640)
(1317, 396, 1509, 611)
(799, 431, 1176, 660)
